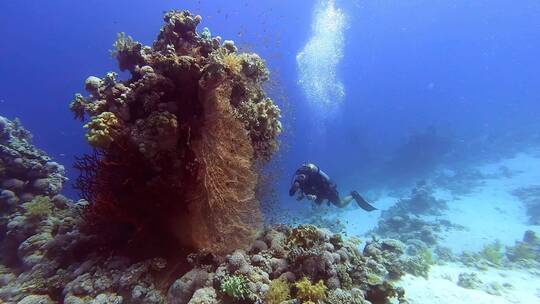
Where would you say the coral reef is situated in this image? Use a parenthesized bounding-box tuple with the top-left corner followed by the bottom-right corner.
(401, 248, 434, 279)
(165, 225, 409, 304)
(0, 9, 423, 304)
(479, 240, 504, 266)
(457, 272, 482, 289)
(0, 142, 412, 303)
(372, 213, 441, 247)
(220, 274, 252, 301)
(0, 116, 69, 269)
(455, 272, 505, 296)
(69, 10, 282, 256)
(369, 182, 466, 280)
(294, 277, 327, 303)
(432, 168, 489, 197)
(0, 116, 66, 206)
(391, 181, 448, 216)
(266, 278, 290, 304)
(512, 186, 540, 224)
(0, 143, 168, 302)
(506, 230, 540, 266)
(455, 232, 540, 271)
(370, 182, 462, 247)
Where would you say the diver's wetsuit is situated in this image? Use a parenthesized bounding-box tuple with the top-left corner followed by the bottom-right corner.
(288, 163, 377, 211)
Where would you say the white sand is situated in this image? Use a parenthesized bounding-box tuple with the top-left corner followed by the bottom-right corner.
(439, 152, 540, 253)
(399, 263, 540, 304)
(337, 150, 540, 303)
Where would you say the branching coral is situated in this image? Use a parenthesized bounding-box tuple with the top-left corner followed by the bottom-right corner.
(266, 278, 290, 304)
(506, 230, 540, 263)
(294, 277, 327, 303)
(480, 240, 504, 266)
(222, 52, 243, 75)
(111, 32, 145, 72)
(220, 274, 252, 300)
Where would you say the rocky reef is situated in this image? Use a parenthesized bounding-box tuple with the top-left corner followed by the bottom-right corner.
(371, 182, 461, 249)
(69, 10, 282, 256)
(506, 230, 540, 266)
(0, 116, 66, 208)
(460, 230, 540, 270)
(168, 225, 409, 304)
(368, 182, 470, 279)
(0, 116, 69, 267)
(0, 122, 411, 303)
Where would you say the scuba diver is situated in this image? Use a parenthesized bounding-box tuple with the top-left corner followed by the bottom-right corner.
(288, 163, 377, 211)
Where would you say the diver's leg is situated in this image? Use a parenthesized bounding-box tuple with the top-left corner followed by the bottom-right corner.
(331, 195, 354, 208)
(351, 191, 377, 211)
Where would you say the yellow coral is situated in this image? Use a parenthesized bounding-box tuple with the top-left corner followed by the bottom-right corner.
(24, 195, 52, 218)
(222, 52, 243, 75)
(84, 112, 121, 149)
(294, 277, 327, 304)
(266, 278, 290, 304)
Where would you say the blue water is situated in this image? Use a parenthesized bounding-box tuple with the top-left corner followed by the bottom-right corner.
(2, 2, 540, 302)
(1, 0, 540, 203)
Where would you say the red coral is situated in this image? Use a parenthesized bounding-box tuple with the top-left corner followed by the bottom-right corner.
(73, 138, 194, 257)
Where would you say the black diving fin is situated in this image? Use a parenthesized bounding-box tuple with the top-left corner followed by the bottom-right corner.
(351, 191, 377, 211)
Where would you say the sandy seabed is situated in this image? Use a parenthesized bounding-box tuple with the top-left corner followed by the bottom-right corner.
(336, 151, 540, 304)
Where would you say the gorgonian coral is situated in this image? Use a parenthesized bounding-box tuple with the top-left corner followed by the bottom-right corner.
(70, 10, 282, 256)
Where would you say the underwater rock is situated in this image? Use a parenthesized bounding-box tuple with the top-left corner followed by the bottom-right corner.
(434, 245, 457, 262)
(370, 181, 465, 259)
(391, 181, 448, 216)
(168, 268, 212, 304)
(70, 9, 281, 256)
(432, 168, 489, 197)
(17, 294, 55, 304)
(457, 272, 482, 289)
(506, 230, 540, 266)
(187, 287, 218, 304)
(512, 186, 540, 225)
